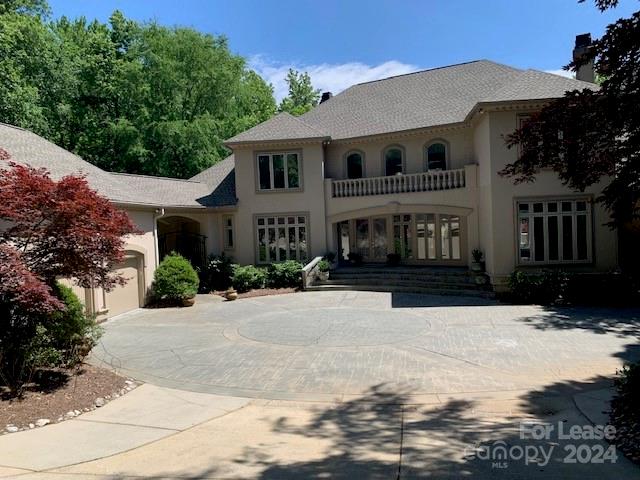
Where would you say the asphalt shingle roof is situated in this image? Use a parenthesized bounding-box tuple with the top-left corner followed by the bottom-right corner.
(0, 123, 235, 208)
(224, 112, 329, 145)
(188, 155, 237, 206)
(227, 60, 597, 143)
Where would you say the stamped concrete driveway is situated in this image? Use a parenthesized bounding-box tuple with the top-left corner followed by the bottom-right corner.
(93, 291, 640, 402)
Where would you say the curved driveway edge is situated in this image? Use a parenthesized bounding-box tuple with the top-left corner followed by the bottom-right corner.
(0, 384, 248, 472)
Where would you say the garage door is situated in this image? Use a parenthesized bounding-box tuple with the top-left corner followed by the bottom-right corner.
(106, 255, 141, 317)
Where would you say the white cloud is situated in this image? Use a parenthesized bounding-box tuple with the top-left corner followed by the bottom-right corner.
(545, 68, 575, 79)
(250, 56, 422, 102)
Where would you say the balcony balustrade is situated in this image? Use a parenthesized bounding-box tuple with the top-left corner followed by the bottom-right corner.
(331, 168, 466, 198)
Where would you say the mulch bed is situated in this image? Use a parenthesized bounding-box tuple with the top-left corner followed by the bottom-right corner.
(213, 287, 298, 300)
(1, 364, 135, 433)
(610, 395, 640, 465)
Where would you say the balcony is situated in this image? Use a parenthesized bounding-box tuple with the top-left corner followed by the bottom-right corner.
(331, 168, 466, 198)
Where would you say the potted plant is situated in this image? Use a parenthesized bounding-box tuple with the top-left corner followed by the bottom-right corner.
(471, 249, 484, 272)
(324, 252, 338, 270)
(317, 259, 330, 281)
(386, 253, 401, 266)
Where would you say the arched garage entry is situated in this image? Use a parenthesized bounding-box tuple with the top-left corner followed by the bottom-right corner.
(157, 215, 206, 268)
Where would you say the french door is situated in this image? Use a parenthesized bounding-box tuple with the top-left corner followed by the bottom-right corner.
(340, 213, 464, 264)
(351, 217, 388, 261)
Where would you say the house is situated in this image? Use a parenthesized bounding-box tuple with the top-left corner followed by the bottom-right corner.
(0, 37, 619, 318)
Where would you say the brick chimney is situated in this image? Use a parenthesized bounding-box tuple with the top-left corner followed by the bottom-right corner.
(320, 92, 333, 104)
(573, 33, 595, 83)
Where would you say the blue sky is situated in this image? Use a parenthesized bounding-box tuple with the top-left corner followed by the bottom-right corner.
(48, 0, 637, 100)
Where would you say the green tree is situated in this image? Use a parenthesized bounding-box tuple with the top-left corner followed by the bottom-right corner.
(0, 4, 277, 178)
(0, 5, 53, 132)
(278, 69, 321, 116)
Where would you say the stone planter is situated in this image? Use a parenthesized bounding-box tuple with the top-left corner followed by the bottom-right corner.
(225, 289, 238, 301)
(317, 271, 329, 282)
(182, 296, 196, 307)
(470, 262, 484, 272)
(474, 274, 488, 285)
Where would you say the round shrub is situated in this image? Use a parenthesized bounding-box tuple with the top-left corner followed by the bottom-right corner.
(48, 282, 102, 366)
(232, 265, 266, 293)
(153, 253, 199, 304)
(265, 260, 302, 288)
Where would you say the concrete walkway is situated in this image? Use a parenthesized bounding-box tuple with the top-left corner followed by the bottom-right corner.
(0, 383, 638, 479)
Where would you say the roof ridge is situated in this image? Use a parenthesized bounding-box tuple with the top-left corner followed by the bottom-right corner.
(348, 59, 519, 89)
(110, 171, 205, 184)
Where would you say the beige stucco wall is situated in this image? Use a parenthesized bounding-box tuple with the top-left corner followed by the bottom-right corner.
(231, 142, 328, 265)
(479, 110, 618, 287)
(325, 129, 474, 180)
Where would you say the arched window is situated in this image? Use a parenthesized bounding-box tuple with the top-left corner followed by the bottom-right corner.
(384, 146, 404, 176)
(345, 151, 364, 179)
(426, 141, 448, 171)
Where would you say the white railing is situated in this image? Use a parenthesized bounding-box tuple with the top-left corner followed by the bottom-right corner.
(331, 168, 466, 198)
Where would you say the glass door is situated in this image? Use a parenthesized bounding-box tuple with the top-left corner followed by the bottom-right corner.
(393, 214, 413, 259)
(355, 219, 370, 258)
(337, 221, 350, 262)
(371, 217, 388, 261)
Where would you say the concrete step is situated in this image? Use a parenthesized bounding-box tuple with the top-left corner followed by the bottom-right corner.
(306, 283, 495, 298)
(321, 278, 484, 290)
(335, 265, 470, 276)
(328, 274, 477, 284)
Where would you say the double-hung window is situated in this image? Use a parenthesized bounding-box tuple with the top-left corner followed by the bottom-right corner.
(257, 152, 301, 190)
(517, 198, 592, 264)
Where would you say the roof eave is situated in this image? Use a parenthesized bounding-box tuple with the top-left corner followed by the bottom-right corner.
(465, 98, 564, 123)
(224, 136, 331, 149)
(111, 200, 238, 211)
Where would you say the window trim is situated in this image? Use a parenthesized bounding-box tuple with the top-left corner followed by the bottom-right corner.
(381, 144, 406, 176)
(424, 139, 450, 171)
(343, 149, 366, 179)
(254, 150, 303, 193)
(254, 212, 311, 264)
(222, 214, 234, 251)
(514, 196, 593, 266)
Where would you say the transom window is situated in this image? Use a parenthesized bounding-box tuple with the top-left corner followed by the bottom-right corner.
(346, 151, 364, 179)
(384, 147, 404, 176)
(257, 152, 300, 190)
(426, 142, 447, 170)
(517, 198, 591, 264)
(256, 214, 308, 263)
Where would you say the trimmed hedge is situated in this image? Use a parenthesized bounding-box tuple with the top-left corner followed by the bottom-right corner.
(232, 265, 266, 293)
(507, 270, 640, 306)
(152, 253, 199, 303)
(49, 282, 102, 366)
(265, 260, 302, 288)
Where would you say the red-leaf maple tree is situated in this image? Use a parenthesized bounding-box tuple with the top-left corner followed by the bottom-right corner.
(0, 148, 139, 292)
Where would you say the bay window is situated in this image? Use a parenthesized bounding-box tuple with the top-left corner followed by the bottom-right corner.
(517, 198, 591, 264)
(257, 152, 301, 190)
